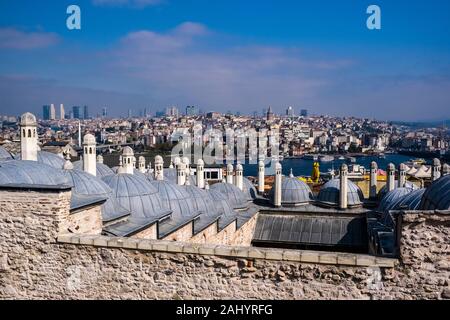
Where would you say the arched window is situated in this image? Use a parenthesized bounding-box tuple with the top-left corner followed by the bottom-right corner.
(28, 129, 31, 138)
(33, 129, 36, 138)
(22, 129, 25, 137)
(89, 147, 92, 154)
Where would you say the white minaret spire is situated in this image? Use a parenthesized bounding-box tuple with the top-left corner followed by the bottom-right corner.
(258, 158, 265, 194)
(226, 163, 234, 184)
(339, 163, 348, 209)
(138, 156, 146, 173)
(235, 163, 243, 191)
(154, 155, 164, 180)
(432, 158, 441, 181)
(369, 161, 378, 199)
(82, 133, 97, 176)
(386, 163, 395, 193)
(399, 163, 407, 188)
(197, 159, 205, 189)
(78, 120, 82, 147)
(20, 112, 38, 161)
(273, 162, 282, 207)
(122, 146, 135, 175)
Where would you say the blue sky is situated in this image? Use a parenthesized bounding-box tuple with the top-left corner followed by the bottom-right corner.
(0, 0, 450, 120)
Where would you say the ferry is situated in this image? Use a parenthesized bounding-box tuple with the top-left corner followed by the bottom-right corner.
(319, 155, 334, 162)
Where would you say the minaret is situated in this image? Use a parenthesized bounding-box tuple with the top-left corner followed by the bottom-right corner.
(197, 159, 205, 189)
(226, 163, 234, 184)
(273, 162, 282, 207)
(339, 164, 348, 210)
(432, 158, 441, 181)
(138, 156, 146, 173)
(154, 155, 164, 180)
(386, 163, 395, 193)
(97, 154, 104, 164)
(235, 163, 243, 191)
(258, 159, 265, 194)
(369, 161, 378, 199)
(20, 112, 38, 161)
(82, 133, 97, 176)
(176, 162, 186, 186)
(398, 163, 407, 188)
(122, 146, 134, 175)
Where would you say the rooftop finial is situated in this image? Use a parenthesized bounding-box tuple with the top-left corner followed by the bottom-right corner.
(289, 168, 294, 178)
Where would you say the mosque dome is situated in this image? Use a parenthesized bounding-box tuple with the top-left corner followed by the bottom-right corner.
(210, 182, 248, 209)
(15, 151, 66, 169)
(419, 175, 450, 210)
(387, 188, 425, 212)
(20, 112, 37, 126)
(102, 173, 168, 219)
(269, 176, 313, 206)
(242, 177, 258, 201)
(63, 168, 129, 222)
(378, 187, 416, 213)
(207, 189, 238, 229)
(183, 184, 217, 216)
(73, 160, 115, 178)
(317, 178, 364, 207)
(163, 167, 196, 185)
(0, 146, 13, 161)
(378, 181, 419, 199)
(0, 160, 71, 187)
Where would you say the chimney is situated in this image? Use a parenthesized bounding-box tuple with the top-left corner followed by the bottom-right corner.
(197, 159, 205, 189)
(138, 156, 146, 173)
(20, 113, 38, 161)
(258, 159, 265, 194)
(226, 163, 234, 184)
(96, 154, 104, 164)
(273, 162, 282, 207)
(432, 158, 441, 181)
(369, 161, 378, 199)
(399, 163, 406, 187)
(386, 163, 395, 192)
(339, 164, 348, 209)
(154, 155, 164, 180)
(82, 134, 97, 176)
(235, 163, 243, 191)
(122, 147, 134, 175)
(176, 162, 186, 186)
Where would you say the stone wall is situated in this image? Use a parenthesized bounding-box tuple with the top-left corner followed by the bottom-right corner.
(63, 205, 103, 235)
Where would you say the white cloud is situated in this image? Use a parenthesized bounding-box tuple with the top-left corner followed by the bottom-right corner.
(0, 28, 60, 50)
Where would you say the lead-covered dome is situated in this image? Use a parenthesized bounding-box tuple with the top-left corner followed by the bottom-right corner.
(419, 175, 450, 210)
(73, 160, 115, 178)
(15, 151, 65, 169)
(317, 178, 364, 207)
(243, 177, 258, 201)
(184, 183, 221, 233)
(378, 181, 419, 199)
(378, 187, 416, 213)
(269, 176, 313, 206)
(207, 189, 238, 229)
(0, 146, 13, 161)
(20, 112, 37, 126)
(150, 180, 198, 218)
(210, 182, 248, 209)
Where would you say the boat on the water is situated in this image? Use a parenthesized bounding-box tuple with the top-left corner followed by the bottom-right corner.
(319, 155, 334, 162)
(303, 154, 318, 161)
(346, 156, 357, 163)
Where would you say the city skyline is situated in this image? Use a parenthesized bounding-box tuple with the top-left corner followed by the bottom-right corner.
(0, 1, 450, 121)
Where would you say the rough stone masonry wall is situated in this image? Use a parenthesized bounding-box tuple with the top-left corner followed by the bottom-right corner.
(0, 188, 449, 300)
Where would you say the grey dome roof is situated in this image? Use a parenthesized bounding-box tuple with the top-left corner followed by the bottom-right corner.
(419, 175, 450, 210)
(73, 160, 115, 178)
(269, 176, 313, 205)
(317, 178, 364, 207)
(378, 181, 419, 199)
(243, 177, 257, 200)
(378, 187, 416, 213)
(184, 184, 222, 233)
(102, 173, 168, 219)
(111, 166, 147, 179)
(382, 188, 425, 215)
(163, 168, 196, 185)
(0, 146, 13, 161)
(64, 169, 129, 222)
(15, 151, 65, 169)
(210, 182, 248, 209)
(0, 160, 71, 188)
(207, 189, 238, 229)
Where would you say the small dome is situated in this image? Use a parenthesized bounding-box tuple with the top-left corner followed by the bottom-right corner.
(155, 155, 163, 163)
(433, 158, 441, 166)
(378, 181, 419, 199)
(15, 151, 66, 169)
(151, 180, 198, 218)
(419, 175, 450, 210)
(184, 184, 216, 215)
(20, 112, 37, 126)
(390, 188, 425, 212)
(243, 177, 257, 200)
(378, 187, 416, 213)
(0, 160, 71, 187)
(269, 176, 313, 206)
(197, 159, 204, 166)
(317, 178, 364, 207)
(210, 182, 248, 209)
(102, 173, 167, 219)
(207, 189, 237, 228)
(73, 160, 115, 178)
(122, 146, 134, 156)
(138, 156, 145, 162)
(83, 134, 96, 145)
(0, 146, 13, 161)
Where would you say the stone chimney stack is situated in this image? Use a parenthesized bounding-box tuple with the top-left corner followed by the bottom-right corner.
(258, 159, 265, 194)
(20, 112, 38, 161)
(138, 156, 146, 173)
(121, 147, 134, 175)
(399, 163, 407, 188)
(176, 162, 186, 186)
(197, 159, 205, 189)
(97, 154, 104, 164)
(82, 134, 97, 177)
(339, 164, 348, 210)
(432, 158, 441, 181)
(387, 163, 395, 193)
(273, 162, 282, 207)
(154, 155, 164, 180)
(226, 163, 234, 184)
(235, 163, 243, 191)
(182, 157, 190, 177)
(443, 163, 450, 176)
(369, 161, 378, 199)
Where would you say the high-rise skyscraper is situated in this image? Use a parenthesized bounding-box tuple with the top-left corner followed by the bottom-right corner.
(43, 105, 51, 120)
(300, 109, 308, 117)
(60, 104, 65, 120)
(50, 104, 56, 120)
(186, 106, 198, 116)
(73, 106, 81, 119)
(83, 106, 89, 120)
(102, 107, 107, 118)
(286, 106, 294, 117)
(166, 106, 179, 118)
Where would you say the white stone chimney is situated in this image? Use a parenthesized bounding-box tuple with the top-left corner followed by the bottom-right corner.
(197, 159, 205, 189)
(258, 160, 265, 194)
(176, 162, 186, 186)
(339, 164, 348, 209)
(154, 155, 164, 180)
(138, 156, 146, 173)
(399, 163, 407, 187)
(97, 154, 104, 164)
(235, 163, 243, 191)
(432, 158, 441, 181)
(369, 161, 378, 199)
(82, 134, 97, 176)
(182, 156, 190, 177)
(443, 163, 450, 176)
(273, 162, 282, 207)
(226, 163, 234, 184)
(122, 146, 134, 175)
(386, 163, 395, 192)
(20, 112, 38, 161)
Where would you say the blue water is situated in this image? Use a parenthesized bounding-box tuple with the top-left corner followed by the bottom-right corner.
(242, 154, 414, 177)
